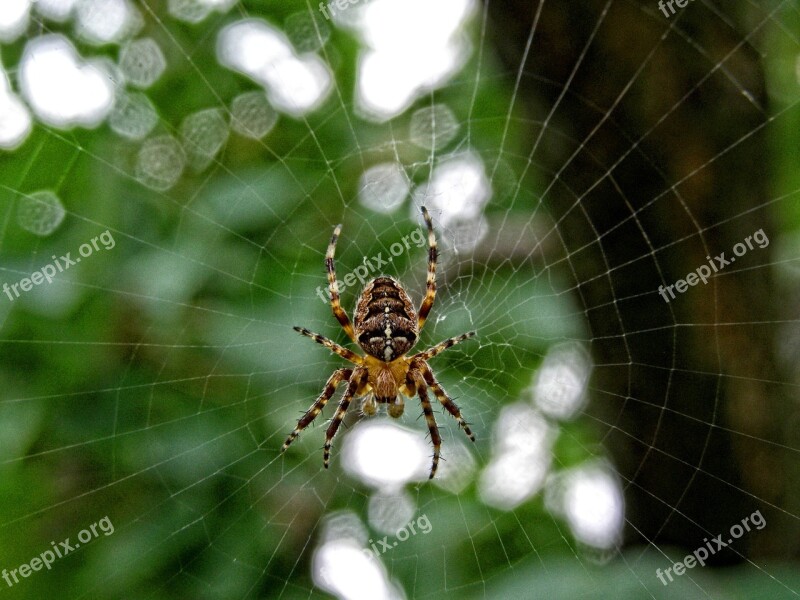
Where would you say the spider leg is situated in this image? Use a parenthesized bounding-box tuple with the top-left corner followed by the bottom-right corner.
(282, 368, 353, 452)
(293, 326, 362, 364)
(411, 370, 441, 479)
(420, 362, 475, 442)
(417, 206, 437, 332)
(323, 367, 366, 469)
(326, 223, 357, 343)
(412, 331, 476, 362)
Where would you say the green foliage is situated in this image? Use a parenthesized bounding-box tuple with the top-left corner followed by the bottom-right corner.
(0, 1, 796, 598)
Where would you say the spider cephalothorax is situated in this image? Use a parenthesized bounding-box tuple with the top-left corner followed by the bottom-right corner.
(281, 206, 476, 478)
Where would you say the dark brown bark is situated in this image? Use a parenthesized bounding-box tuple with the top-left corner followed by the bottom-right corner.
(485, 0, 796, 558)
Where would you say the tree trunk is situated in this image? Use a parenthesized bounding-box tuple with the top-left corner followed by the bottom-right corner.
(486, 0, 796, 559)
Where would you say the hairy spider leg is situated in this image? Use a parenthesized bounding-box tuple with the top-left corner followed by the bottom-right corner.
(417, 206, 437, 332)
(323, 367, 367, 468)
(293, 326, 362, 364)
(282, 367, 353, 451)
(412, 331, 476, 362)
(411, 369, 441, 479)
(326, 223, 357, 343)
(420, 363, 475, 441)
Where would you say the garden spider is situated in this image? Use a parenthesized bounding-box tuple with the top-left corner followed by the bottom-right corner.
(282, 206, 476, 479)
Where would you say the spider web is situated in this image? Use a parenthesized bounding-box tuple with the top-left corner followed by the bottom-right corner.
(0, 0, 799, 598)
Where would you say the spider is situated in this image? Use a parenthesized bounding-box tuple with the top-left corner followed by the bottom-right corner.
(282, 206, 476, 479)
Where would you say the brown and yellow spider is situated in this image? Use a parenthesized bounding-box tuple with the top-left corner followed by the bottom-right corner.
(282, 206, 475, 479)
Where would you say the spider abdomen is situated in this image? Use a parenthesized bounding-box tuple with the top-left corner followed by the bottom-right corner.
(354, 276, 418, 362)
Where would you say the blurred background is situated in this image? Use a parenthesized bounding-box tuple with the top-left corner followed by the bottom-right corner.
(0, 0, 799, 598)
